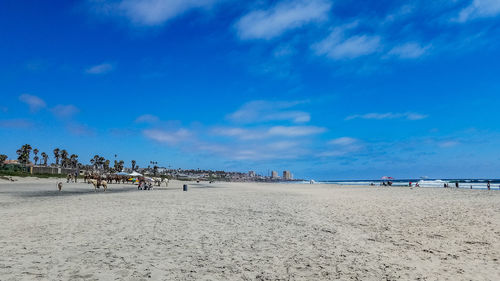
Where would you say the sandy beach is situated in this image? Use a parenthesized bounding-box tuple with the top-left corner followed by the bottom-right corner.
(0, 178, 498, 280)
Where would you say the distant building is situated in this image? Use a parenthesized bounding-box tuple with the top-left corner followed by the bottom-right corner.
(283, 170, 292, 180)
(248, 171, 256, 178)
(271, 170, 278, 179)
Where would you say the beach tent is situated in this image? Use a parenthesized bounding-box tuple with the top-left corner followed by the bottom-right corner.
(115, 172, 129, 176)
(129, 171, 142, 177)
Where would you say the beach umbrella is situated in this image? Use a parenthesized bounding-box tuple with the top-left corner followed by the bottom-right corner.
(115, 172, 129, 176)
(129, 171, 142, 177)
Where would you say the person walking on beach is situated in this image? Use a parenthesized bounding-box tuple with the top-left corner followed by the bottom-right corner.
(487, 180, 491, 190)
(455, 182, 459, 188)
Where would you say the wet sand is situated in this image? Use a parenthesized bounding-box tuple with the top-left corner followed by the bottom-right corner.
(0, 178, 499, 280)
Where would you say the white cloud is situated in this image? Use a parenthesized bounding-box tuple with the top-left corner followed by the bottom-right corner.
(312, 27, 381, 60)
(228, 100, 310, 124)
(18, 94, 46, 112)
(85, 63, 114, 74)
(439, 140, 460, 148)
(328, 137, 357, 146)
(346, 112, 428, 121)
(197, 140, 306, 161)
(51, 105, 80, 119)
(90, 0, 222, 26)
(0, 119, 33, 129)
(320, 137, 362, 157)
(455, 0, 500, 23)
(212, 125, 326, 140)
(66, 123, 96, 136)
(211, 127, 256, 139)
(143, 128, 192, 145)
(135, 114, 159, 123)
(267, 125, 326, 137)
(235, 0, 331, 40)
(388, 42, 431, 59)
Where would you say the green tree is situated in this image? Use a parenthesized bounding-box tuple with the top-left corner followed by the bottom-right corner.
(53, 148, 60, 166)
(104, 159, 110, 172)
(60, 149, 69, 167)
(41, 152, 48, 166)
(98, 157, 105, 171)
(70, 154, 78, 168)
(0, 154, 7, 166)
(90, 155, 99, 170)
(16, 144, 32, 165)
(33, 148, 39, 165)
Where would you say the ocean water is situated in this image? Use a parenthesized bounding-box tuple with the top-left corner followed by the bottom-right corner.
(307, 179, 500, 190)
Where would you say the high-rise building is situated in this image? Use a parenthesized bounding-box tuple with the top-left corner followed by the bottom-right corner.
(271, 170, 278, 179)
(283, 170, 292, 180)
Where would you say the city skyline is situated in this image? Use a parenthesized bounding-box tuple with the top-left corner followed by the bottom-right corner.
(1, 1, 500, 180)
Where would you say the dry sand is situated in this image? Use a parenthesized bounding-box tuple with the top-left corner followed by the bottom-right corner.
(0, 177, 499, 280)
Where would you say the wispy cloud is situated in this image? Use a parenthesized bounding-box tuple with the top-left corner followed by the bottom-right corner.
(19, 94, 46, 112)
(267, 125, 326, 137)
(89, 0, 222, 26)
(455, 0, 500, 23)
(228, 100, 310, 124)
(212, 125, 326, 139)
(66, 123, 96, 136)
(312, 27, 381, 60)
(438, 140, 460, 148)
(346, 112, 428, 121)
(328, 137, 358, 146)
(319, 137, 363, 157)
(135, 114, 159, 123)
(143, 128, 192, 145)
(51, 104, 80, 119)
(85, 63, 114, 74)
(196, 140, 307, 161)
(235, 0, 331, 40)
(0, 119, 34, 129)
(387, 42, 431, 59)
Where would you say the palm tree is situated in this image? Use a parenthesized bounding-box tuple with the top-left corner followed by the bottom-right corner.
(118, 160, 124, 172)
(104, 159, 110, 172)
(53, 148, 60, 166)
(41, 152, 48, 166)
(98, 157, 105, 171)
(33, 148, 39, 165)
(131, 160, 136, 171)
(90, 155, 99, 171)
(0, 154, 7, 166)
(16, 144, 32, 165)
(70, 154, 78, 168)
(60, 149, 69, 168)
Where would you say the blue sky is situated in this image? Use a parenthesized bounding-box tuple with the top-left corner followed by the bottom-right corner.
(1, 0, 500, 180)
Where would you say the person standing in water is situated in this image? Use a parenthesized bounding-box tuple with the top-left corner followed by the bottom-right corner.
(487, 180, 491, 190)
